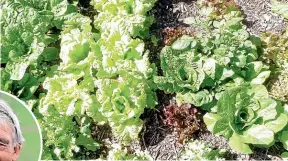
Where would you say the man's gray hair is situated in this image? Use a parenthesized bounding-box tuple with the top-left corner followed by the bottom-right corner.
(0, 98, 24, 147)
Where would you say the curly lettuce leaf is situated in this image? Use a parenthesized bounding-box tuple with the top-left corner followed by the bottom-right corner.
(94, 30, 154, 78)
(154, 46, 205, 93)
(176, 90, 214, 108)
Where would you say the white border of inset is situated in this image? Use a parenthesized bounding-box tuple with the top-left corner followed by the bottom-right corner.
(0, 90, 43, 161)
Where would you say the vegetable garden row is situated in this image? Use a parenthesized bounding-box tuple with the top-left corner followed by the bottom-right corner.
(1, 0, 288, 160)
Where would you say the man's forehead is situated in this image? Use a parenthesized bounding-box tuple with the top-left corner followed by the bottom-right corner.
(0, 123, 13, 143)
(0, 122, 14, 133)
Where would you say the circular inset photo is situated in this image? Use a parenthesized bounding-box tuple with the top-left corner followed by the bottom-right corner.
(0, 90, 42, 161)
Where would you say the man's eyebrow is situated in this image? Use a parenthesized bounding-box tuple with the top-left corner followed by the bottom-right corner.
(0, 110, 14, 124)
(0, 137, 10, 144)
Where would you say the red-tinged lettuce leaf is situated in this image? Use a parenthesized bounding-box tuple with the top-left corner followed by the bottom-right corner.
(162, 103, 200, 144)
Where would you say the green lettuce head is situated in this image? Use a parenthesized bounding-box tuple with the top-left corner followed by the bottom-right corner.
(95, 72, 157, 143)
(204, 84, 288, 154)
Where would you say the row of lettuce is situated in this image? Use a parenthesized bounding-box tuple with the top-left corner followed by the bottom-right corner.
(1, 0, 288, 160)
(155, 0, 288, 158)
(40, 0, 160, 158)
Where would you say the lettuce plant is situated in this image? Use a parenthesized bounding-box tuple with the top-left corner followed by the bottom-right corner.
(162, 103, 200, 144)
(154, 3, 270, 109)
(88, 0, 158, 145)
(38, 12, 103, 159)
(261, 29, 288, 69)
(204, 84, 288, 154)
(0, 0, 77, 101)
(261, 28, 288, 103)
(91, 0, 157, 79)
(91, 0, 156, 38)
(95, 72, 157, 143)
(39, 108, 100, 160)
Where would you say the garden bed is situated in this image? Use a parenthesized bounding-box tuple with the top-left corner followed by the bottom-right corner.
(140, 0, 288, 160)
(1, 0, 288, 160)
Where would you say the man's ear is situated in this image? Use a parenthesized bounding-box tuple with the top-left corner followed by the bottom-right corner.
(12, 144, 22, 161)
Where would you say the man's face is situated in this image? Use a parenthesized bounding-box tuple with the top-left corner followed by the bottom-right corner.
(0, 124, 21, 161)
